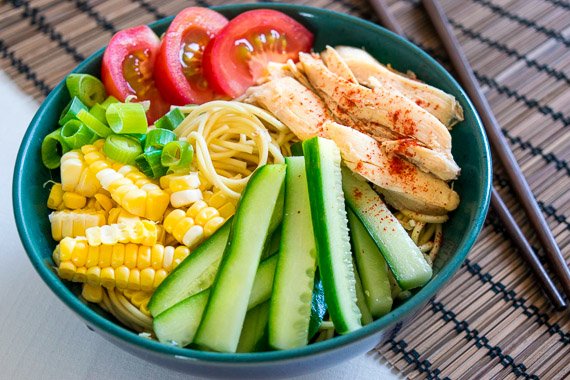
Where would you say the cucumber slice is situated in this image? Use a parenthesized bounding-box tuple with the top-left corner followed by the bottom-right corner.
(348, 208, 393, 318)
(237, 302, 270, 353)
(148, 219, 232, 317)
(342, 167, 432, 290)
(303, 137, 361, 334)
(269, 157, 317, 350)
(153, 255, 278, 347)
(308, 274, 327, 340)
(353, 261, 373, 325)
(194, 164, 286, 353)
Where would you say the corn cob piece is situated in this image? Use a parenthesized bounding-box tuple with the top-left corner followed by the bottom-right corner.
(207, 188, 237, 219)
(47, 183, 64, 210)
(163, 173, 203, 208)
(53, 237, 190, 291)
(60, 150, 102, 197)
(49, 210, 106, 241)
(81, 143, 170, 221)
(85, 220, 159, 247)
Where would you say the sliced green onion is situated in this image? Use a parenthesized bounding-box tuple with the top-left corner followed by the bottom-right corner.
(58, 97, 88, 126)
(89, 104, 108, 125)
(135, 150, 167, 179)
(100, 95, 119, 109)
(106, 103, 148, 134)
(161, 141, 193, 168)
(103, 135, 143, 165)
(145, 128, 176, 152)
(66, 74, 106, 107)
(76, 109, 112, 137)
(154, 108, 185, 131)
(60, 119, 96, 149)
(42, 128, 70, 169)
(126, 133, 147, 146)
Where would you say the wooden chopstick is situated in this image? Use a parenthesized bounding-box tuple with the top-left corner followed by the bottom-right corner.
(421, 0, 569, 307)
(366, 0, 567, 309)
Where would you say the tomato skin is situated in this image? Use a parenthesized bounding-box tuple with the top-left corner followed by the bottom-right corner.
(154, 7, 228, 106)
(101, 25, 170, 123)
(203, 9, 314, 98)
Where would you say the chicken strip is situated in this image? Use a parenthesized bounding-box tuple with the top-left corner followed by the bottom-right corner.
(381, 139, 460, 181)
(334, 46, 463, 128)
(299, 53, 453, 154)
(243, 76, 333, 140)
(324, 121, 459, 215)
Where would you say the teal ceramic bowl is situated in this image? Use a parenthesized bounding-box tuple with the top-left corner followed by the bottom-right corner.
(13, 3, 491, 378)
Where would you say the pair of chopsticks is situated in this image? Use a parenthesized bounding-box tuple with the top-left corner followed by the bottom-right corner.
(368, 0, 569, 309)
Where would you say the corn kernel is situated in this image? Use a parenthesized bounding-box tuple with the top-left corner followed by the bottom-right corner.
(82, 284, 103, 303)
(100, 267, 115, 288)
(85, 245, 99, 268)
(71, 240, 88, 267)
(151, 245, 165, 270)
(163, 209, 186, 233)
(163, 246, 175, 271)
(182, 225, 204, 248)
(115, 266, 130, 289)
(218, 202, 236, 219)
(94, 193, 114, 212)
(173, 217, 195, 243)
(140, 268, 155, 292)
(63, 192, 87, 209)
(47, 183, 64, 210)
(128, 269, 141, 290)
(154, 269, 168, 288)
(187, 200, 208, 218)
(58, 261, 76, 280)
(111, 244, 125, 268)
(98, 245, 113, 267)
(72, 267, 87, 283)
(86, 267, 101, 286)
(124, 244, 138, 269)
(204, 216, 226, 237)
(137, 246, 152, 270)
(195, 207, 220, 226)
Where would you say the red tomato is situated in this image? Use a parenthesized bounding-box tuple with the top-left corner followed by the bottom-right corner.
(154, 7, 228, 106)
(101, 25, 170, 123)
(202, 9, 314, 98)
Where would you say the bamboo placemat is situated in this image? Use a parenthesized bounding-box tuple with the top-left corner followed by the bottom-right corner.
(2, 0, 569, 378)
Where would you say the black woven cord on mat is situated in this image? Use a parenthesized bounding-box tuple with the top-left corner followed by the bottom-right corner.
(543, 0, 570, 11)
(472, 0, 570, 47)
(131, 0, 167, 20)
(388, 338, 450, 380)
(72, 0, 117, 33)
(0, 39, 52, 96)
(429, 300, 540, 379)
(9, 0, 85, 62)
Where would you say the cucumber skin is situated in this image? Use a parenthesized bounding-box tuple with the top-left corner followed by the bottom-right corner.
(353, 261, 373, 325)
(237, 302, 271, 353)
(303, 137, 361, 334)
(269, 157, 317, 350)
(153, 255, 278, 348)
(342, 167, 432, 290)
(194, 164, 286, 353)
(348, 209, 393, 318)
(148, 219, 232, 317)
(308, 274, 327, 340)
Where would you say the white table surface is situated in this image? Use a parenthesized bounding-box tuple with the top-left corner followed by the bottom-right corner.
(0, 70, 402, 380)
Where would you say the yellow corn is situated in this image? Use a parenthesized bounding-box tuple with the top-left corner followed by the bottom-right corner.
(165, 173, 203, 208)
(94, 193, 115, 212)
(49, 210, 106, 241)
(85, 220, 158, 246)
(82, 283, 104, 303)
(62, 191, 87, 210)
(53, 237, 190, 291)
(47, 183, 64, 210)
(122, 289, 153, 316)
(60, 150, 101, 197)
(207, 189, 237, 219)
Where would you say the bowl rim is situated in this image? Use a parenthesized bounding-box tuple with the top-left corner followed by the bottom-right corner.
(13, 3, 492, 364)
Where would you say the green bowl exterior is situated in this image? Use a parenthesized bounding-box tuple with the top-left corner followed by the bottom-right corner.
(13, 3, 491, 376)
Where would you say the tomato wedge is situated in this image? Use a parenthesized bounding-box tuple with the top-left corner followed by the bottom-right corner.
(154, 7, 228, 106)
(101, 25, 170, 123)
(202, 9, 314, 98)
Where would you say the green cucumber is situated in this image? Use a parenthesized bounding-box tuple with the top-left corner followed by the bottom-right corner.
(194, 164, 286, 353)
(353, 261, 373, 325)
(237, 302, 270, 353)
(303, 137, 361, 334)
(308, 274, 327, 339)
(148, 219, 232, 317)
(269, 157, 317, 350)
(261, 226, 281, 260)
(153, 255, 278, 347)
(342, 167, 432, 290)
(290, 141, 304, 156)
(348, 208, 393, 318)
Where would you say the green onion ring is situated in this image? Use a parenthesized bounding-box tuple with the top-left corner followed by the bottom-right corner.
(145, 128, 176, 152)
(103, 135, 143, 165)
(89, 103, 108, 125)
(154, 108, 185, 131)
(42, 128, 70, 169)
(106, 103, 148, 134)
(161, 141, 194, 169)
(60, 119, 97, 149)
(58, 97, 88, 127)
(77, 109, 112, 137)
(100, 95, 119, 109)
(66, 74, 106, 107)
(135, 150, 168, 179)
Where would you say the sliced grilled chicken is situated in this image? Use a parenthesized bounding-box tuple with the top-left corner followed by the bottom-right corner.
(334, 46, 464, 128)
(381, 139, 460, 181)
(243, 76, 333, 140)
(299, 53, 453, 154)
(324, 121, 459, 215)
(321, 46, 358, 83)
